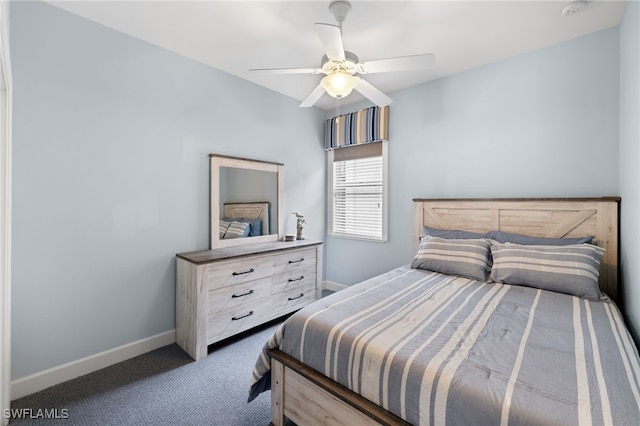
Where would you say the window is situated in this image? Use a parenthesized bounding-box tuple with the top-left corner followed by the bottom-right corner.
(328, 141, 388, 242)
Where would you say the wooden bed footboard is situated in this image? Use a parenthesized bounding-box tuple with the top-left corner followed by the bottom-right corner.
(269, 349, 409, 426)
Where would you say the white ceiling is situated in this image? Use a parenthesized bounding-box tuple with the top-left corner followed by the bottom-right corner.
(47, 0, 627, 110)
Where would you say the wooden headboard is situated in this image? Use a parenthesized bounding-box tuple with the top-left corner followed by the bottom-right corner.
(223, 202, 270, 235)
(413, 198, 620, 302)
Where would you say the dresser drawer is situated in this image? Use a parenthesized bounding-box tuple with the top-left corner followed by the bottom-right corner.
(272, 248, 317, 276)
(272, 285, 316, 314)
(272, 266, 317, 295)
(206, 255, 272, 290)
(207, 297, 271, 343)
(208, 277, 271, 313)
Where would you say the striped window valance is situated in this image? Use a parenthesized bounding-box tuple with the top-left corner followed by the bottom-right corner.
(324, 106, 389, 150)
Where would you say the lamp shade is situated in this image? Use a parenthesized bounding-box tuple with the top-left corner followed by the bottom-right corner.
(321, 71, 358, 99)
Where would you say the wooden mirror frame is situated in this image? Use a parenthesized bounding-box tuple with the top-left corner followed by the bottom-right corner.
(210, 154, 284, 249)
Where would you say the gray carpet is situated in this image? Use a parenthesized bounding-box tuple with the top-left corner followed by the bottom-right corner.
(9, 319, 285, 425)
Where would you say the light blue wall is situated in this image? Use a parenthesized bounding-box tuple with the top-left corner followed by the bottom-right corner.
(619, 0, 640, 341)
(325, 27, 620, 286)
(10, 1, 326, 379)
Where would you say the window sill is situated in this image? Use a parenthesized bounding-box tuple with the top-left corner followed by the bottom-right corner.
(328, 233, 387, 243)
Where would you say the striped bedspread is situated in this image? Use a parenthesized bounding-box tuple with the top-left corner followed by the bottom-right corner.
(249, 265, 640, 425)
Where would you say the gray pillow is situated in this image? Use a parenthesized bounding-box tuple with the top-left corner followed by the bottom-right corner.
(223, 217, 263, 237)
(411, 236, 491, 281)
(223, 221, 251, 239)
(486, 230, 593, 246)
(422, 226, 486, 240)
(219, 219, 232, 238)
(489, 242, 605, 300)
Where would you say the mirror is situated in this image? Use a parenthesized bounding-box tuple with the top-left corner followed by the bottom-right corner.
(210, 154, 283, 248)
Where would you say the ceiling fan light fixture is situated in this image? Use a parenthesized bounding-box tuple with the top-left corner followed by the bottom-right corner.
(321, 71, 358, 99)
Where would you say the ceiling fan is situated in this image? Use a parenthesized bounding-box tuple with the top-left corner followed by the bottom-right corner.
(249, 1, 436, 108)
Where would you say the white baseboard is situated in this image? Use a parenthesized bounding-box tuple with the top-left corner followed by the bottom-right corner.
(11, 329, 176, 400)
(323, 280, 348, 292)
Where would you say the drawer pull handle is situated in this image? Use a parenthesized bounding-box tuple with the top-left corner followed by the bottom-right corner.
(232, 268, 255, 276)
(232, 289, 254, 298)
(288, 293, 304, 301)
(232, 311, 254, 321)
(288, 258, 305, 264)
(288, 276, 304, 283)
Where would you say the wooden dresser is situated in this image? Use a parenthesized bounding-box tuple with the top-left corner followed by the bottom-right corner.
(175, 240, 323, 360)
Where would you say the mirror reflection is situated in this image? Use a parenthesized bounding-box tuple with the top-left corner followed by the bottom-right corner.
(219, 167, 278, 236)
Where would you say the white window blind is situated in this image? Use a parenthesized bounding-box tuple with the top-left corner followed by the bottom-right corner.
(329, 141, 387, 241)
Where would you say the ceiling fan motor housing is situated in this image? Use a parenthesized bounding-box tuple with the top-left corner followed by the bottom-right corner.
(321, 51, 359, 74)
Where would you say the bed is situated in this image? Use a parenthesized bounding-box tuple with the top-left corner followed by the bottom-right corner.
(249, 197, 640, 425)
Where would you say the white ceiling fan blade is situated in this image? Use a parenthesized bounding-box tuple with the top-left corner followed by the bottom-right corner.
(354, 78, 393, 106)
(299, 83, 326, 108)
(249, 67, 322, 75)
(357, 54, 436, 74)
(314, 23, 345, 62)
